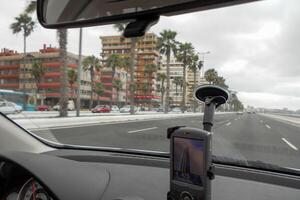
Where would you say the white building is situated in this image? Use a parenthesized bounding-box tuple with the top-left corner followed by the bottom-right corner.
(160, 57, 185, 106)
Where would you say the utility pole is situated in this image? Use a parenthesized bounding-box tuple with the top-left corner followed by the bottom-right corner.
(198, 51, 210, 79)
(76, 28, 83, 117)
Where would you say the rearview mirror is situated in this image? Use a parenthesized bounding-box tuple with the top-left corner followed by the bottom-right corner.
(37, 0, 258, 30)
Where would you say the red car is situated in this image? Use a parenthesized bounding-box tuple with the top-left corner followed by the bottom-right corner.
(91, 105, 110, 113)
(36, 105, 50, 111)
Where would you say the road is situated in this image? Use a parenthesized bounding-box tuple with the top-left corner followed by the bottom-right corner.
(32, 113, 300, 169)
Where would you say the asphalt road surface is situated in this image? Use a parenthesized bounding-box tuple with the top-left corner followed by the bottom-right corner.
(32, 113, 300, 169)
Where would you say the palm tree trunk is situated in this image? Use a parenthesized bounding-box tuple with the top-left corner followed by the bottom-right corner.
(58, 29, 68, 117)
(165, 51, 171, 114)
(129, 37, 137, 115)
(97, 94, 100, 105)
(23, 33, 27, 110)
(193, 70, 197, 113)
(182, 61, 186, 113)
(161, 80, 164, 106)
(117, 90, 120, 107)
(89, 69, 94, 109)
(110, 69, 115, 107)
(125, 74, 128, 104)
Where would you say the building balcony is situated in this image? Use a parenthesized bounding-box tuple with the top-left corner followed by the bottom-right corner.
(44, 72, 60, 78)
(103, 82, 113, 87)
(104, 90, 112, 95)
(0, 83, 19, 88)
(43, 62, 60, 68)
(68, 63, 77, 69)
(0, 65, 19, 70)
(38, 82, 60, 88)
(0, 74, 19, 79)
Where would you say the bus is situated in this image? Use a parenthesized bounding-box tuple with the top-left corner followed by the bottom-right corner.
(0, 89, 34, 111)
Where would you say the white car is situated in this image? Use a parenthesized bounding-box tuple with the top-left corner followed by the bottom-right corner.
(120, 105, 139, 113)
(0, 101, 19, 114)
(110, 105, 120, 113)
(170, 107, 182, 113)
(53, 100, 75, 111)
(7, 102, 23, 113)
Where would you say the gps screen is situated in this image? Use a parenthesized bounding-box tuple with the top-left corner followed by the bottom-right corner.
(173, 137, 204, 186)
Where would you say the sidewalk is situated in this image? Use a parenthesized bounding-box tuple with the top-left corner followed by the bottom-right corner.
(8, 111, 158, 119)
(14, 113, 202, 130)
(259, 113, 300, 126)
(13, 112, 234, 130)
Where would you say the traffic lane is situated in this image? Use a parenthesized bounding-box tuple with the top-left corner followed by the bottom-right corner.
(32, 112, 300, 168)
(258, 114, 300, 151)
(214, 113, 300, 169)
(32, 113, 236, 152)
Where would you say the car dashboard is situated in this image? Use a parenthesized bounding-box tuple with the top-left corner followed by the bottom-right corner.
(0, 149, 300, 200)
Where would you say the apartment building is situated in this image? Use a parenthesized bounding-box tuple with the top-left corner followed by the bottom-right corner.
(0, 45, 104, 107)
(159, 57, 185, 107)
(100, 33, 160, 107)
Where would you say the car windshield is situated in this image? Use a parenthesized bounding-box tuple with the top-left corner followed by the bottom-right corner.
(1, 0, 300, 173)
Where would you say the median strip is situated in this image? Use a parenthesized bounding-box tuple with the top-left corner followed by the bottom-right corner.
(282, 137, 298, 151)
(128, 127, 158, 133)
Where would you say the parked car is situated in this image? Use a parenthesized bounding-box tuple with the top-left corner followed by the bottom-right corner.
(0, 101, 19, 114)
(120, 105, 139, 113)
(170, 107, 182, 113)
(53, 100, 75, 111)
(7, 102, 23, 113)
(91, 105, 111, 113)
(110, 105, 120, 113)
(157, 106, 172, 112)
(36, 105, 50, 111)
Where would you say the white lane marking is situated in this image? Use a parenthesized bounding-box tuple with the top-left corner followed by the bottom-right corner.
(282, 138, 298, 151)
(225, 122, 231, 126)
(128, 127, 158, 133)
(234, 118, 238, 121)
(265, 124, 271, 129)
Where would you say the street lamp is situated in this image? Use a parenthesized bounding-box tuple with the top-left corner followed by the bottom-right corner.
(197, 51, 210, 78)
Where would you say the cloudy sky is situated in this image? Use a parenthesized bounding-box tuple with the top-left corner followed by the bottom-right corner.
(1, 0, 300, 110)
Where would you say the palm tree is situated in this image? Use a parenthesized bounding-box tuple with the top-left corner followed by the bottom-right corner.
(204, 68, 218, 84)
(144, 63, 157, 105)
(82, 56, 102, 109)
(113, 79, 123, 107)
(142, 83, 150, 95)
(114, 23, 137, 115)
(157, 73, 167, 106)
(106, 54, 123, 105)
(10, 13, 35, 110)
(188, 54, 199, 112)
(122, 57, 131, 104)
(10, 13, 35, 55)
(204, 68, 229, 89)
(176, 42, 194, 113)
(94, 82, 105, 105)
(31, 60, 45, 105)
(68, 69, 77, 100)
(157, 30, 178, 113)
(25, 1, 37, 14)
(24, 1, 69, 117)
(58, 29, 69, 117)
(106, 54, 123, 78)
(173, 77, 182, 96)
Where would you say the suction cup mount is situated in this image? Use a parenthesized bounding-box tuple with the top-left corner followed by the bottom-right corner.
(194, 85, 229, 132)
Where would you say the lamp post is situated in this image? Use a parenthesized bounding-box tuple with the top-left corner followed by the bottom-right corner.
(76, 28, 82, 117)
(197, 51, 210, 79)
